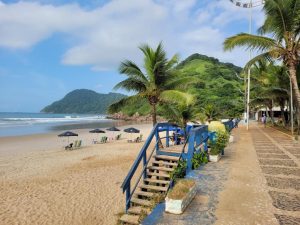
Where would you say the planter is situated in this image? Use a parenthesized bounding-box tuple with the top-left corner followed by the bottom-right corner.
(165, 180, 196, 214)
(209, 153, 221, 162)
(229, 135, 234, 143)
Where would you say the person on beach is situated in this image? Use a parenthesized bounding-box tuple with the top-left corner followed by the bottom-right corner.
(262, 114, 267, 128)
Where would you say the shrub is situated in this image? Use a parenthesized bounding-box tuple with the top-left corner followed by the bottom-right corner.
(209, 130, 229, 155)
(170, 159, 187, 183)
(208, 121, 226, 132)
(192, 151, 208, 169)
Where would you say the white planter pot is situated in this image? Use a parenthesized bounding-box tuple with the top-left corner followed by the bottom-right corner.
(209, 154, 221, 162)
(165, 184, 197, 214)
(229, 135, 234, 143)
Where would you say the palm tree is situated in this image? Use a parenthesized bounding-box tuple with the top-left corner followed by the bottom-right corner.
(109, 42, 191, 126)
(224, 0, 300, 120)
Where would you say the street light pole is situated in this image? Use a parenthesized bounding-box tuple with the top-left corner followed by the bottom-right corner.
(229, 0, 264, 130)
(246, 0, 252, 130)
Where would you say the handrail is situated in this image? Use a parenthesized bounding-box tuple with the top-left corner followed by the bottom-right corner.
(121, 122, 172, 192)
(121, 123, 158, 191)
(125, 137, 161, 208)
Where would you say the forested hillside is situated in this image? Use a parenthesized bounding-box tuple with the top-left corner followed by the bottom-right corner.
(41, 89, 126, 114)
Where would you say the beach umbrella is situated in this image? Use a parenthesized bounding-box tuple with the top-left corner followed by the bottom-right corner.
(106, 126, 120, 140)
(58, 131, 78, 144)
(89, 129, 105, 133)
(106, 126, 120, 131)
(124, 127, 140, 140)
(124, 127, 140, 133)
(89, 129, 105, 143)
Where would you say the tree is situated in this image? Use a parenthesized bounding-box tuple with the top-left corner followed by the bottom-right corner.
(109, 42, 191, 126)
(224, 0, 300, 123)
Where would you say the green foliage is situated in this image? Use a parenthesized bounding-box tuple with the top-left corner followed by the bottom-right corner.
(111, 42, 190, 125)
(192, 151, 208, 169)
(112, 53, 244, 119)
(210, 130, 230, 155)
(41, 89, 126, 114)
(170, 159, 187, 183)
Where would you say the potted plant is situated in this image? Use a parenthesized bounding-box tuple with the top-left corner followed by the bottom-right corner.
(165, 179, 196, 214)
(209, 130, 229, 162)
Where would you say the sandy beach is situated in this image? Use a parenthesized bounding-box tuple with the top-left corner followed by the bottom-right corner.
(0, 123, 153, 225)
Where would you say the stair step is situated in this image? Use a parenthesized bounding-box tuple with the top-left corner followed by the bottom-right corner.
(147, 166, 174, 172)
(144, 178, 170, 185)
(131, 197, 152, 207)
(154, 155, 180, 162)
(140, 184, 168, 192)
(134, 190, 154, 198)
(152, 160, 177, 167)
(147, 172, 170, 178)
(127, 206, 142, 215)
(119, 214, 139, 225)
(128, 206, 151, 215)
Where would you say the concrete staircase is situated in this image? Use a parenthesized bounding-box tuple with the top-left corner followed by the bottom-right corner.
(119, 154, 180, 224)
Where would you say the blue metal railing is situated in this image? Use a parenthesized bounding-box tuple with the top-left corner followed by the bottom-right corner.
(121, 122, 174, 211)
(121, 120, 239, 211)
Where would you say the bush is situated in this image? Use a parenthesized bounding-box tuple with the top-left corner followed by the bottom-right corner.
(210, 130, 229, 155)
(170, 159, 187, 183)
(208, 121, 226, 132)
(192, 151, 208, 169)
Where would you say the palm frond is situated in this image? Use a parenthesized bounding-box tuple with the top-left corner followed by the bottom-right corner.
(108, 95, 142, 114)
(223, 33, 278, 52)
(160, 90, 194, 105)
(113, 78, 146, 92)
(119, 60, 148, 83)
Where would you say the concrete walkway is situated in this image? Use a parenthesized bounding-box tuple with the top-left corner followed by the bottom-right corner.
(143, 123, 300, 225)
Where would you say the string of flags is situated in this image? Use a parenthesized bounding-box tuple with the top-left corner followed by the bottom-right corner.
(229, 0, 265, 8)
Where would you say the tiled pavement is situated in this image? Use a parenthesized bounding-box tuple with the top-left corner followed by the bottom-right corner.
(143, 124, 300, 225)
(252, 126, 300, 225)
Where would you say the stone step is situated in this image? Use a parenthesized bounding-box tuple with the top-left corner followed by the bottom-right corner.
(144, 178, 170, 185)
(147, 172, 170, 178)
(134, 190, 154, 198)
(119, 214, 139, 225)
(140, 184, 168, 192)
(154, 155, 180, 162)
(131, 197, 152, 207)
(147, 166, 174, 172)
(152, 160, 177, 167)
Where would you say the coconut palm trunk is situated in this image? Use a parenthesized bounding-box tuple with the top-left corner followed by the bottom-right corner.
(151, 104, 157, 126)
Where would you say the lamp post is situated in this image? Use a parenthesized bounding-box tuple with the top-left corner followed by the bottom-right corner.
(229, 0, 265, 130)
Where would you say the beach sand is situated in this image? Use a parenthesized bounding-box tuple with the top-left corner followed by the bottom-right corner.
(0, 123, 153, 225)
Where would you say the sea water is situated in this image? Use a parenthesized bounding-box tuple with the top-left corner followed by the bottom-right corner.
(0, 112, 112, 137)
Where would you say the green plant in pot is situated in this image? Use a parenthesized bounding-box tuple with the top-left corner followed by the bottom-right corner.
(209, 130, 229, 155)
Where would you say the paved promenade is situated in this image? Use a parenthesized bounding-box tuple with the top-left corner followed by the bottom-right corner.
(143, 123, 300, 225)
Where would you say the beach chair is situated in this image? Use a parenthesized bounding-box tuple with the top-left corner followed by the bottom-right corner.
(115, 134, 121, 140)
(74, 140, 82, 149)
(104, 136, 108, 143)
(136, 134, 143, 143)
(65, 142, 73, 150)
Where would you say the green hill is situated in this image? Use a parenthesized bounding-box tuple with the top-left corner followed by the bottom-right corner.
(115, 53, 244, 117)
(41, 89, 126, 114)
(177, 53, 244, 117)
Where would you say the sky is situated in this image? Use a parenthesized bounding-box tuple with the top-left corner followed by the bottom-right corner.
(0, 0, 265, 112)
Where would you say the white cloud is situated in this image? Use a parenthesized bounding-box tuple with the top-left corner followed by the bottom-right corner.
(0, 0, 266, 69)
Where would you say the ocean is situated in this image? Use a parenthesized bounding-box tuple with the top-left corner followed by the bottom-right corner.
(0, 112, 128, 137)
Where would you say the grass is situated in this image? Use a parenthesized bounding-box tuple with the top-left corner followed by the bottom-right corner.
(167, 179, 195, 200)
